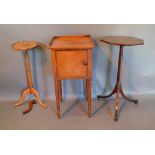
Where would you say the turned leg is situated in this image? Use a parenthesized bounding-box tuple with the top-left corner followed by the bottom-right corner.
(59, 80, 63, 103)
(14, 88, 30, 106)
(54, 80, 60, 118)
(86, 80, 88, 101)
(114, 93, 119, 121)
(87, 79, 91, 118)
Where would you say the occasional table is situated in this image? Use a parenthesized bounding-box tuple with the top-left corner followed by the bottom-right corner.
(49, 35, 94, 118)
(97, 36, 144, 121)
(12, 41, 47, 114)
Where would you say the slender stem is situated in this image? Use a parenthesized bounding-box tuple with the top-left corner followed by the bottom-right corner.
(24, 50, 33, 89)
(116, 46, 123, 92)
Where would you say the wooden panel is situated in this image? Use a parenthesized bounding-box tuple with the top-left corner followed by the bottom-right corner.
(56, 50, 88, 79)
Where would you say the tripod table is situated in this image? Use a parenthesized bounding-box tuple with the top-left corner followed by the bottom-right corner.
(12, 41, 47, 114)
(97, 36, 144, 121)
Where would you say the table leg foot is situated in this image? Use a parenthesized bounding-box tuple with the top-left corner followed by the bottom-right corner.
(88, 112, 91, 118)
(57, 110, 60, 119)
(114, 93, 119, 121)
(15, 87, 46, 114)
(120, 88, 138, 104)
(55, 80, 61, 119)
(114, 115, 118, 122)
(14, 88, 30, 106)
(32, 88, 47, 108)
(87, 79, 91, 118)
(22, 99, 36, 114)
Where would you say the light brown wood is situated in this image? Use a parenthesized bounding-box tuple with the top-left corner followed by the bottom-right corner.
(12, 41, 47, 112)
(49, 35, 94, 50)
(56, 50, 88, 79)
(50, 35, 94, 118)
(54, 80, 60, 118)
(58, 80, 62, 103)
(25, 51, 33, 89)
(100, 36, 144, 46)
(12, 41, 37, 51)
(86, 79, 91, 117)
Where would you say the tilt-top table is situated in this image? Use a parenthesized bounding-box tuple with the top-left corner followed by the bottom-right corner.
(97, 36, 144, 121)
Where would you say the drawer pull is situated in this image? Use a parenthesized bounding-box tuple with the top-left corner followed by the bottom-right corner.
(82, 60, 88, 65)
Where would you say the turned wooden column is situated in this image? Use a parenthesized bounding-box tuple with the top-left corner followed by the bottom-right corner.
(25, 51, 33, 89)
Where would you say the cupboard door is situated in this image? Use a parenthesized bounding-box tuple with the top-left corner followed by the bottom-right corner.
(56, 50, 88, 79)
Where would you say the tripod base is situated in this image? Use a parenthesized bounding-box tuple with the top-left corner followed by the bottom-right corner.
(97, 84, 138, 121)
(15, 87, 47, 110)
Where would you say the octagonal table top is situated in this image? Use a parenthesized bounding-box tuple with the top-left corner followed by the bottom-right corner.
(100, 36, 144, 46)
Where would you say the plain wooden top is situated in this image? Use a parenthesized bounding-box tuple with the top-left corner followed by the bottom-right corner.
(12, 41, 38, 51)
(49, 35, 94, 50)
(100, 36, 144, 46)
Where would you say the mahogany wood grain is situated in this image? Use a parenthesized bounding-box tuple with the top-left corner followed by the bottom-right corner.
(98, 36, 144, 121)
(100, 36, 144, 46)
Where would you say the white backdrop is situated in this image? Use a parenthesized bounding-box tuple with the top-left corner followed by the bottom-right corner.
(0, 24, 154, 101)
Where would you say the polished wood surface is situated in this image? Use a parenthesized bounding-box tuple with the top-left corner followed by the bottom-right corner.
(12, 41, 46, 114)
(12, 41, 37, 51)
(50, 35, 94, 118)
(56, 50, 88, 79)
(98, 36, 144, 121)
(22, 99, 37, 114)
(49, 35, 94, 50)
(100, 36, 144, 46)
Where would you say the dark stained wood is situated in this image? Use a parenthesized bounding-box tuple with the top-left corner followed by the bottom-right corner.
(100, 36, 144, 46)
(50, 35, 94, 118)
(22, 99, 37, 114)
(98, 36, 144, 121)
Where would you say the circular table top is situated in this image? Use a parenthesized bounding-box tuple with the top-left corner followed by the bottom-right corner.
(100, 36, 144, 46)
(12, 41, 38, 51)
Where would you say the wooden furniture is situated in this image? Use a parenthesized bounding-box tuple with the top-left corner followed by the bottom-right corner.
(12, 41, 47, 114)
(97, 36, 144, 121)
(49, 35, 94, 118)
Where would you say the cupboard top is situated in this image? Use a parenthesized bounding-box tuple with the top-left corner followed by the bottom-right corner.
(49, 35, 94, 50)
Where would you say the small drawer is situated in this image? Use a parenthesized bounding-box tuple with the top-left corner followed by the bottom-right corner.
(56, 50, 88, 79)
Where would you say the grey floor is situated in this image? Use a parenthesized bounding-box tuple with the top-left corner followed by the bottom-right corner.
(0, 94, 155, 130)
